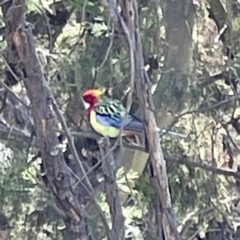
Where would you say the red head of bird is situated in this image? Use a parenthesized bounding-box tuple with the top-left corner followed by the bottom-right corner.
(82, 88, 104, 114)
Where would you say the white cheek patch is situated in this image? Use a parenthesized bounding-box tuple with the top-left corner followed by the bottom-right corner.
(83, 101, 90, 109)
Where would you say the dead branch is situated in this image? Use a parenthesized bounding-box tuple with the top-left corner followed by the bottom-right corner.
(52, 99, 94, 192)
(121, 0, 180, 239)
(2, 0, 92, 239)
(97, 0, 151, 208)
(166, 155, 240, 180)
(98, 0, 180, 239)
(99, 138, 125, 240)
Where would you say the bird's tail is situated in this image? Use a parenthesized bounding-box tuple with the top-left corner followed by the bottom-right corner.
(123, 115, 188, 138)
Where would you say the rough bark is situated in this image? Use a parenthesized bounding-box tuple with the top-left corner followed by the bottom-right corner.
(151, 3, 196, 238)
(97, 0, 151, 206)
(124, 0, 180, 238)
(1, 0, 73, 83)
(155, 0, 195, 126)
(99, 139, 125, 240)
(2, 1, 92, 239)
(164, 0, 195, 72)
(0, 212, 10, 240)
(207, 0, 230, 45)
(99, 0, 180, 239)
(0, 81, 34, 146)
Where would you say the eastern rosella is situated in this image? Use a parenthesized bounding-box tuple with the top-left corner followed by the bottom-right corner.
(82, 88, 187, 138)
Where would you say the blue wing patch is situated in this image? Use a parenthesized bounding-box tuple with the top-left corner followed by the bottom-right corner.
(96, 112, 123, 128)
(94, 97, 144, 131)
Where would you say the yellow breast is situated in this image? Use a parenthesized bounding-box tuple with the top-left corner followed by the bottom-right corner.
(90, 110, 120, 138)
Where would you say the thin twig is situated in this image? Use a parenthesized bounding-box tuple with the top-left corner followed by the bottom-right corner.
(167, 94, 240, 132)
(166, 155, 240, 180)
(99, 136, 125, 239)
(52, 98, 94, 192)
(71, 170, 114, 239)
(1, 52, 20, 83)
(34, 1, 53, 52)
(119, 16, 135, 113)
(77, 137, 119, 185)
(99, 23, 115, 70)
(0, 79, 29, 107)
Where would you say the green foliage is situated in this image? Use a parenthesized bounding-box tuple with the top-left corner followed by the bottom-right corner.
(0, 147, 64, 239)
(1, 0, 240, 239)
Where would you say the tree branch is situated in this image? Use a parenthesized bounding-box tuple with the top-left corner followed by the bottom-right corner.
(166, 155, 240, 180)
(99, 138, 125, 240)
(2, 0, 92, 239)
(98, 0, 180, 239)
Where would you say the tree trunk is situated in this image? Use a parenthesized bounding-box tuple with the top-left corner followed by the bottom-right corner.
(2, 1, 92, 239)
(155, 0, 196, 126)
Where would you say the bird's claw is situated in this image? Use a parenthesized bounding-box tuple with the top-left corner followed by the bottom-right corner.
(98, 136, 107, 147)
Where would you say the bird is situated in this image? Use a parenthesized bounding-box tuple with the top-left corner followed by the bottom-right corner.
(82, 88, 188, 139)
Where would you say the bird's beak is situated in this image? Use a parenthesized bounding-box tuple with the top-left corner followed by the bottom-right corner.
(82, 99, 90, 109)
